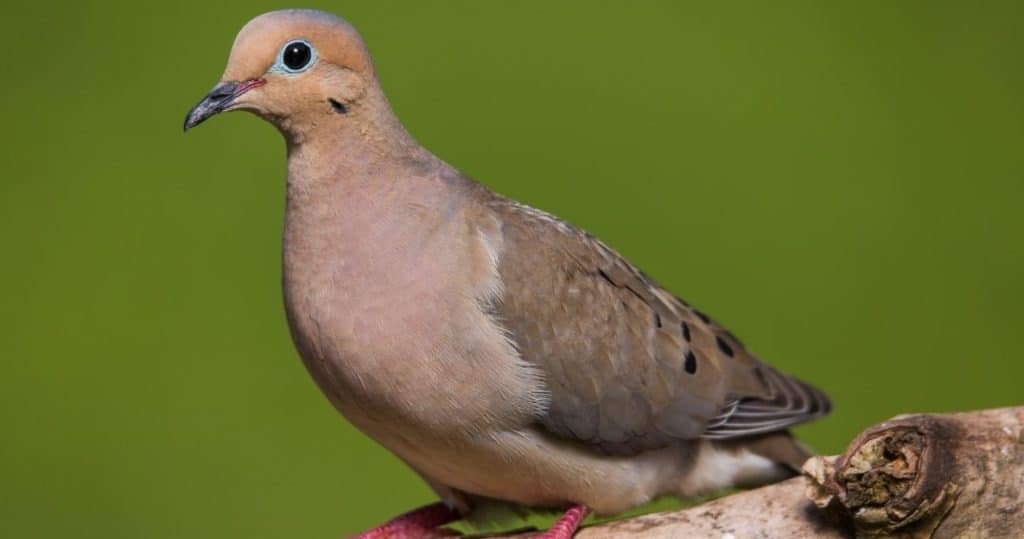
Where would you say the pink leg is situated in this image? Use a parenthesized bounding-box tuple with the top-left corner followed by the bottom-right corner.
(533, 504, 589, 539)
(348, 502, 461, 539)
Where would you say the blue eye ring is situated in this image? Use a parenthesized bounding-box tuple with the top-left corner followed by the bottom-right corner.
(271, 39, 317, 74)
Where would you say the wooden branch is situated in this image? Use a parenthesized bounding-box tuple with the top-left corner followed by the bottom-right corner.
(496, 407, 1024, 538)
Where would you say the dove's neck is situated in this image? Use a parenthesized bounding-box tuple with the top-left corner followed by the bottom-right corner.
(279, 87, 471, 314)
(282, 84, 426, 169)
(282, 85, 440, 219)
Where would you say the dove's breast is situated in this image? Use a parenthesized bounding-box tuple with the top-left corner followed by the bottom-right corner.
(280, 172, 545, 444)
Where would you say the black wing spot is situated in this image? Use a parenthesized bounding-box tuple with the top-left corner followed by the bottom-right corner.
(654, 311, 662, 328)
(684, 351, 697, 374)
(724, 330, 744, 347)
(716, 336, 735, 357)
(681, 321, 691, 342)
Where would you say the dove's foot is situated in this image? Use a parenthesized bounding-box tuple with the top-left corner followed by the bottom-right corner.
(532, 504, 589, 539)
(349, 502, 461, 539)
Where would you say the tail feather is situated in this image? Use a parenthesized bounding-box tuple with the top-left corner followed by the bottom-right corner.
(703, 366, 832, 440)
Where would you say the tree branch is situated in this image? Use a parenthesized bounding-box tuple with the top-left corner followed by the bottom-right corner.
(497, 407, 1024, 538)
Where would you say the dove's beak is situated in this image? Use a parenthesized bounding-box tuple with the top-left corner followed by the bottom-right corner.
(183, 79, 265, 131)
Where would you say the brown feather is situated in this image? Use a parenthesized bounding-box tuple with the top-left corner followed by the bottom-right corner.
(484, 196, 831, 455)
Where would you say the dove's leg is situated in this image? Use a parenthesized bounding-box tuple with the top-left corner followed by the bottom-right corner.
(349, 502, 461, 539)
(533, 504, 589, 539)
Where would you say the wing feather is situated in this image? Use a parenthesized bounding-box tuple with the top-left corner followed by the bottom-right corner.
(486, 197, 830, 454)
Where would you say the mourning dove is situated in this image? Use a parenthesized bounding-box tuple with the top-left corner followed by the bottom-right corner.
(184, 9, 831, 539)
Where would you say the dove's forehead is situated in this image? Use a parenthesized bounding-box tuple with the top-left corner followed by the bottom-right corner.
(222, 9, 372, 80)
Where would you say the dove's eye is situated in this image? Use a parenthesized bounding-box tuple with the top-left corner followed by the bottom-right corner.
(278, 40, 316, 73)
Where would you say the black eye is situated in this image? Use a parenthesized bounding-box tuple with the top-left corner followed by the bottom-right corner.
(282, 41, 313, 71)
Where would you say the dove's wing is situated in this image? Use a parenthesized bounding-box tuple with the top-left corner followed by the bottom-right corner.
(488, 199, 831, 455)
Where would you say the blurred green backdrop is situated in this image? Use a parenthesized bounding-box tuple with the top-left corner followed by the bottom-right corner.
(2, 1, 1022, 537)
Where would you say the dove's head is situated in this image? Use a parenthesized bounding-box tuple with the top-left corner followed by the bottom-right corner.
(184, 10, 376, 134)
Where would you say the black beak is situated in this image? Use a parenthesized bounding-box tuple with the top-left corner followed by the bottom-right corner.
(183, 79, 264, 132)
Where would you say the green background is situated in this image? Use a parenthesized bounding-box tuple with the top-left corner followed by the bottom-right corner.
(2, 1, 1021, 537)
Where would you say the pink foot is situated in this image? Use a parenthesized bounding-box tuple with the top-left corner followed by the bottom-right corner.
(533, 505, 589, 539)
(348, 502, 461, 539)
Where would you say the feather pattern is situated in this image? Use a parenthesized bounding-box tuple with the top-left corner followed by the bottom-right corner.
(484, 197, 831, 455)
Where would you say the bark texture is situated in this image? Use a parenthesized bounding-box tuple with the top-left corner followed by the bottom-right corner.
(492, 407, 1024, 538)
